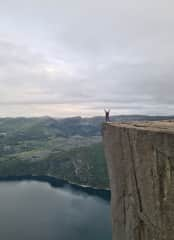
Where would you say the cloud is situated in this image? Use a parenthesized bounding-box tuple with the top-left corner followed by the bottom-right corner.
(0, 0, 174, 116)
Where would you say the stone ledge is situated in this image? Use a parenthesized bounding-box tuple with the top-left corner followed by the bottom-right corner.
(107, 120, 174, 133)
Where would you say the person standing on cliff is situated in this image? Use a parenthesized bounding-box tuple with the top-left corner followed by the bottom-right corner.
(104, 109, 111, 122)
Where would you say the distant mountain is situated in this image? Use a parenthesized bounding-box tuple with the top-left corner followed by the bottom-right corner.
(0, 115, 173, 137)
(0, 115, 173, 188)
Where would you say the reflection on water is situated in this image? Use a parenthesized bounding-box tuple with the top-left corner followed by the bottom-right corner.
(0, 180, 112, 240)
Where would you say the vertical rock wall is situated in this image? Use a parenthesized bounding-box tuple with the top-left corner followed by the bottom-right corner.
(103, 122, 174, 240)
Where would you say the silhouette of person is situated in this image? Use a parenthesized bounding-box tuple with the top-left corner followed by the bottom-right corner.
(104, 109, 110, 122)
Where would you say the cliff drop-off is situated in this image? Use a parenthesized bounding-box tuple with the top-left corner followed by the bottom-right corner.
(103, 121, 174, 240)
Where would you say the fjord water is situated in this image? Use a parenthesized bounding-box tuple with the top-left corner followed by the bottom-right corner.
(0, 180, 112, 240)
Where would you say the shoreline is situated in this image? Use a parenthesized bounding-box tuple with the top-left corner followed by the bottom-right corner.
(0, 175, 111, 201)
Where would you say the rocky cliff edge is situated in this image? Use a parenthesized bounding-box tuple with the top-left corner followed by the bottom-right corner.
(103, 121, 174, 240)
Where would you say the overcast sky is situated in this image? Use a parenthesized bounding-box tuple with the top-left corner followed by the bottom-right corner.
(0, 0, 174, 117)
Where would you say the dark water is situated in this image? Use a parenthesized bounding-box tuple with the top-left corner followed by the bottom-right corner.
(0, 180, 112, 240)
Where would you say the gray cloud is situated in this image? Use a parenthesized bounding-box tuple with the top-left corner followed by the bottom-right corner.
(0, 0, 174, 117)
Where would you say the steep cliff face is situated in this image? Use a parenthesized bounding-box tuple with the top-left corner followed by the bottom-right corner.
(103, 121, 174, 240)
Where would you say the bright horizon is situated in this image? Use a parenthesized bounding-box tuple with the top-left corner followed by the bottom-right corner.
(0, 103, 174, 118)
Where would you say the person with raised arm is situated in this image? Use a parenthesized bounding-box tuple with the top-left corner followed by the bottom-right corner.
(104, 109, 110, 122)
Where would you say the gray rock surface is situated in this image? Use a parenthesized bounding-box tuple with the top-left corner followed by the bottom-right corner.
(103, 121, 174, 240)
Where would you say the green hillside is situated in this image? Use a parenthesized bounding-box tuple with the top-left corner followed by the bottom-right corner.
(0, 117, 109, 188)
(0, 115, 172, 189)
